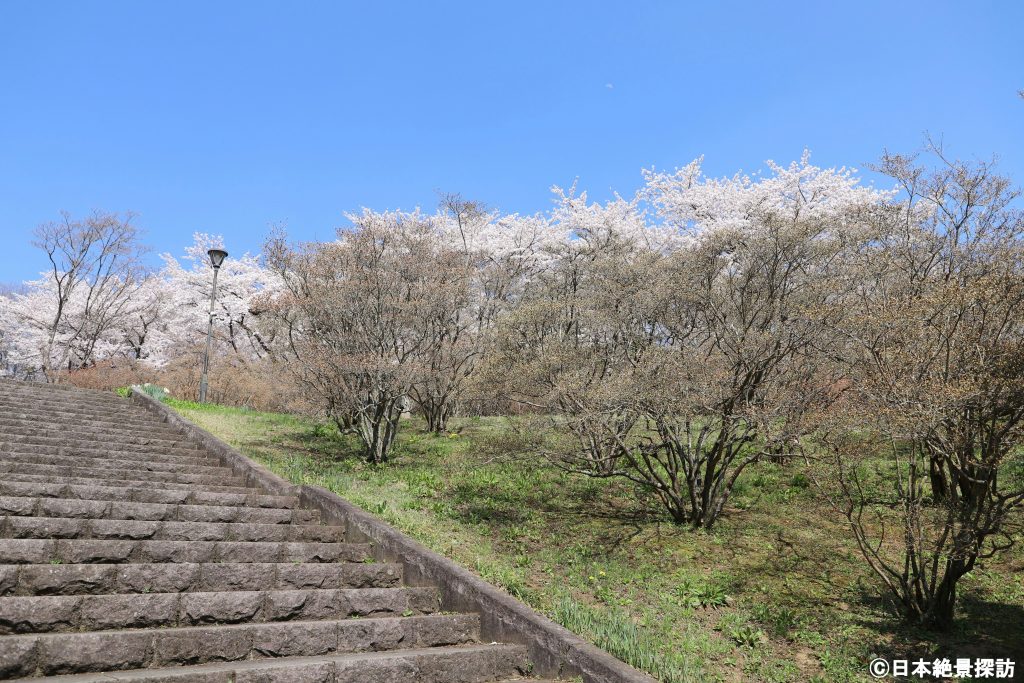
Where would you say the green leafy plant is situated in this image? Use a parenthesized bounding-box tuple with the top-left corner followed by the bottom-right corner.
(675, 578, 729, 609)
(725, 623, 765, 648)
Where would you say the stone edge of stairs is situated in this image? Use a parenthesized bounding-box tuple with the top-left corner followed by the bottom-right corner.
(129, 388, 657, 683)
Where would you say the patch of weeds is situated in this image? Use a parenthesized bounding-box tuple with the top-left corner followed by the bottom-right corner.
(717, 612, 766, 648)
(553, 595, 702, 682)
(751, 603, 802, 638)
(674, 576, 730, 609)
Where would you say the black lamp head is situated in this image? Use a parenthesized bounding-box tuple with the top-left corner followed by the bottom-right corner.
(207, 249, 228, 269)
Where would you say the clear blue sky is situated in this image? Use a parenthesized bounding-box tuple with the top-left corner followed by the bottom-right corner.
(1, 1, 1021, 283)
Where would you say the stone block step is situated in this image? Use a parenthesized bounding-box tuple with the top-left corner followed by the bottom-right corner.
(0, 586, 438, 633)
(0, 561, 399, 597)
(0, 392, 129, 408)
(3, 643, 530, 682)
(0, 412, 185, 435)
(0, 481, 298, 509)
(0, 380, 552, 683)
(0, 387, 129, 409)
(0, 452, 232, 477)
(0, 442, 212, 467)
(0, 434, 202, 458)
(0, 497, 318, 525)
(0, 472, 257, 495)
(0, 416, 185, 441)
(0, 539, 373, 565)
(0, 431, 201, 454)
(0, 388, 133, 405)
(0, 413, 171, 435)
(0, 613, 480, 677)
(0, 462, 246, 487)
(0, 516, 344, 543)
(0, 382, 126, 403)
(0, 405, 166, 430)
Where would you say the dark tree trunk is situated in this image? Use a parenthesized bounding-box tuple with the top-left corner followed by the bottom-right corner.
(424, 406, 448, 434)
(929, 454, 949, 502)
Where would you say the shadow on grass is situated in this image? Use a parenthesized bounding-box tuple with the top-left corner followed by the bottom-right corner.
(847, 589, 1024, 673)
(951, 596, 1024, 663)
(283, 424, 365, 463)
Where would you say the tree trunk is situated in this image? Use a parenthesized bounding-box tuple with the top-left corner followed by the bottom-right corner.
(928, 454, 949, 502)
(356, 395, 403, 464)
(424, 402, 449, 434)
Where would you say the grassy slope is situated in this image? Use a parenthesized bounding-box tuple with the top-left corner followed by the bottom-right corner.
(168, 399, 1024, 683)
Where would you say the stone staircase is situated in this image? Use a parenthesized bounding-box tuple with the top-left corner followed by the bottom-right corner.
(0, 380, 543, 682)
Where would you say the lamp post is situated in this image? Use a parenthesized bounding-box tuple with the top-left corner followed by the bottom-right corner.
(199, 248, 228, 403)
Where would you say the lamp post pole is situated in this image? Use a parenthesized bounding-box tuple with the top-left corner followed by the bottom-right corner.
(199, 248, 228, 403)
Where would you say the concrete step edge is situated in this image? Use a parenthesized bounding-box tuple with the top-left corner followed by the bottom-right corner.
(0, 482, 298, 509)
(6, 643, 531, 682)
(0, 586, 441, 633)
(0, 516, 344, 543)
(0, 614, 483, 677)
(0, 463, 247, 487)
(0, 431, 201, 450)
(0, 540, 377, 565)
(0, 453, 232, 476)
(0, 473, 257, 494)
(0, 496, 319, 524)
(0, 417, 185, 439)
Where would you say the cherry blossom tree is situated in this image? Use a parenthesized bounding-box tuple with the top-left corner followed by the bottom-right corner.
(485, 155, 891, 527)
(2, 212, 146, 381)
(152, 233, 278, 366)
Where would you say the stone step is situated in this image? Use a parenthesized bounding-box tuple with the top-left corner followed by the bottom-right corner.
(0, 472, 257, 495)
(0, 497, 319, 525)
(0, 416, 185, 441)
(0, 586, 438, 633)
(0, 392, 129, 408)
(3, 643, 530, 682)
(0, 438, 203, 458)
(0, 562, 403, 597)
(0, 613, 480, 677)
(0, 427, 201, 452)
(0, 384, 129, 407)
(0, 408, 170, 432)
(0, 380, 549, 683)
(0, 516, 345, 544)
(0, 481, 298, 509)
(0, 402, 161, 424)
(0, 452, 231, 477)
(0, 539, 374, 565)
(0, 438, 208, 461)
(0, 446, 215, 471)
(0, 462, 246, 487)
(0, 378, 124, 393)
(0, 387, 133, 405)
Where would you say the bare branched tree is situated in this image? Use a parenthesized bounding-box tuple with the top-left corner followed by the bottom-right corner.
(262, 213, 472, 462)
(29, 211, 145, 381)
(485, 205, 847, 528)
(817, 147, 1024, 629)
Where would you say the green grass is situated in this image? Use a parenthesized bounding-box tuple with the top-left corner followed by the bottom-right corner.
(167, 399, 1024, 683)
